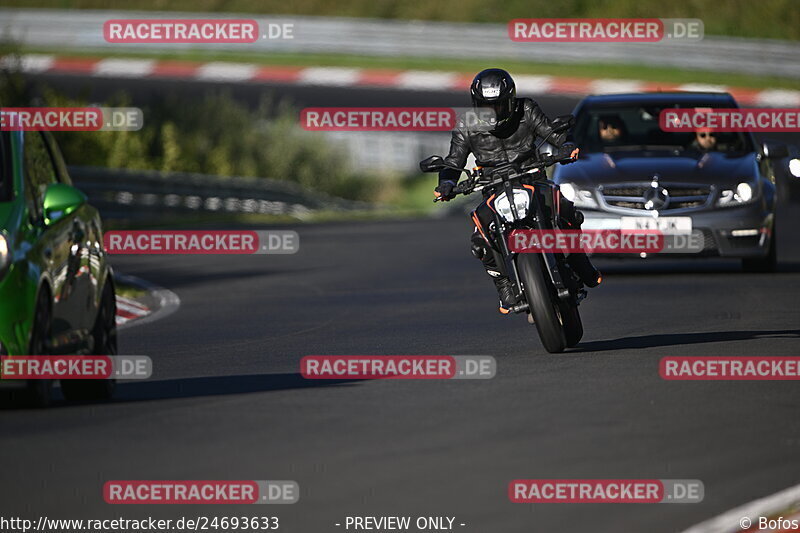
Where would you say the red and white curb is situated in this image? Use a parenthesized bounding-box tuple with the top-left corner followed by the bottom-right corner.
(3, 53, 800, 107)
(114, 273, 180, 330)
(115, 295, 150, 327)
(681, 482, 800, 533)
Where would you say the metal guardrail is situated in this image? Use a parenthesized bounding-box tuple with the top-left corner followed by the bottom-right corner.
(2, 9, 800, 78)
(68, 165, 373, 220)
(325, 131, 451, 174)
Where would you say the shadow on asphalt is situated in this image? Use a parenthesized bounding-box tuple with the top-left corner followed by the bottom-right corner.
(572, 329, 800, 353)
(113, 372, 361, 403)
(0, 373, 360, 409)
(111, 267, 317, 290)
(596, 260, 800, 276)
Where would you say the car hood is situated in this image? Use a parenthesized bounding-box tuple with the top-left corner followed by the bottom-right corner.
(554, 150, 759, 187)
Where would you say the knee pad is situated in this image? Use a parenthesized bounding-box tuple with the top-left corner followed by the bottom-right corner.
(471, 242, 486, 260)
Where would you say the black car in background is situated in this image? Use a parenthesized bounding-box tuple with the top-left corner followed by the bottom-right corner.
(553, 92, 785, 271)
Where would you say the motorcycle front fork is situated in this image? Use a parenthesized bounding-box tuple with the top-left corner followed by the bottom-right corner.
(486, 225, 584, 313)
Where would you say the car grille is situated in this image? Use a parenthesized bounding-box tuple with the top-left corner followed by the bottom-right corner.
(600, 183, 712, 211)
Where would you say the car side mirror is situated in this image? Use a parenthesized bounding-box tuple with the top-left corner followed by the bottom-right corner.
(551, 114, 575, 133)
(420, 155, 447, 172)
(763, 141, 789, 159)
(42, 183, 86, 226)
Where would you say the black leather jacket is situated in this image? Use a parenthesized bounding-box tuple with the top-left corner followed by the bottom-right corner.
(439, 97, 567, 185)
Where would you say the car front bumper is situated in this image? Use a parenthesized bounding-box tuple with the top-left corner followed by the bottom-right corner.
(578, 201, 774, 258)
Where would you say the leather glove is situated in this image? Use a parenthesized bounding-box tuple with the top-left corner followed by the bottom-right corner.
(434, 180, 457, 201)
(558, 142, 580, 164)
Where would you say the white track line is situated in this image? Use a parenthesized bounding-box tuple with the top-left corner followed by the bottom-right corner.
(514, 75, 554, 95)
(395, 70, 460, 90)
(298, 67, 361, 86)
(676, 83, 729, 93)
(196, 62, 257, 82)
(0, 53, 54, 72)
(590, 79, 647, 94)
(756, 89, 800, 107)
(94, 58, 155, 78)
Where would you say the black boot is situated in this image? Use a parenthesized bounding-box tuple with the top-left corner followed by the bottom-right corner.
(472, 234, 519, 313)
(560, 206, 602, 288)
(493, 274, 519, 313)
(568, 252, 603, 288)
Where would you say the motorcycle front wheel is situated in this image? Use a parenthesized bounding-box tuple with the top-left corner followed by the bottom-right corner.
(516, 253, 567, 353)
(561, 301, 583, 348)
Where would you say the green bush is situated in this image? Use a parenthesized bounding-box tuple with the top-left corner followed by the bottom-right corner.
(1, 67, 377, 201)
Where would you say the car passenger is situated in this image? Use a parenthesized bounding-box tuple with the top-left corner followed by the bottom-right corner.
(691, 128, 718, 152)
(598, 115, 626, 143)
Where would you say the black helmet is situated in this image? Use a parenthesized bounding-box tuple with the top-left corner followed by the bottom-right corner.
(470, 68, 517, 128)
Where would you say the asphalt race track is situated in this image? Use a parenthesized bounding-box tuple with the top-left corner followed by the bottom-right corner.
(2, 73, 800, 532)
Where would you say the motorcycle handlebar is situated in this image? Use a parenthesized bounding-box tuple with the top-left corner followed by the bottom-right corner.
(433, 180, 472, 202)
(431, 153, 575, 202)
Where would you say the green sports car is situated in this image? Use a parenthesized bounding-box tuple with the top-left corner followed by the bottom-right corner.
(0, 128, 117, 406)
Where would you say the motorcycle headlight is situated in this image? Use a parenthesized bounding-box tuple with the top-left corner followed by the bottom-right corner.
(494, 189, 531, 222)
(559, 183, 577, 202)
(559, 182, 597, 208)
(718, 181, 756, 206)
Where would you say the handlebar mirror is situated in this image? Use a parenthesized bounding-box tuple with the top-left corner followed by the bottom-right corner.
(551, 114, 575, 133)
(419, 155, 447, 172)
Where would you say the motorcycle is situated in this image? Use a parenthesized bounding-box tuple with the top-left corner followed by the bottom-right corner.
(420, 115, 589, 353)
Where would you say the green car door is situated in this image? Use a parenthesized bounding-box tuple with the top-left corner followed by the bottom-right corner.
(0, 129, 113, 358)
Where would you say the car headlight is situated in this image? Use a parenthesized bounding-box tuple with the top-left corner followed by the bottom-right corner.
(718, 181, 756, 206)
(494, 189, 531, 222)
(559, 182, 597, 208)
(789, 158, 800, 178)
(0, 233, 9, 278)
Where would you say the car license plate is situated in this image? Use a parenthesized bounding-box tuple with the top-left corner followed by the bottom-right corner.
(620, 216, 692, 234)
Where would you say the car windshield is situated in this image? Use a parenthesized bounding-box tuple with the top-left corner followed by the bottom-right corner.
(572, 102, 755, 154)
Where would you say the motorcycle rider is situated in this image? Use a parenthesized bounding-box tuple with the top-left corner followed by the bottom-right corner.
(434, 68, 602, 313)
